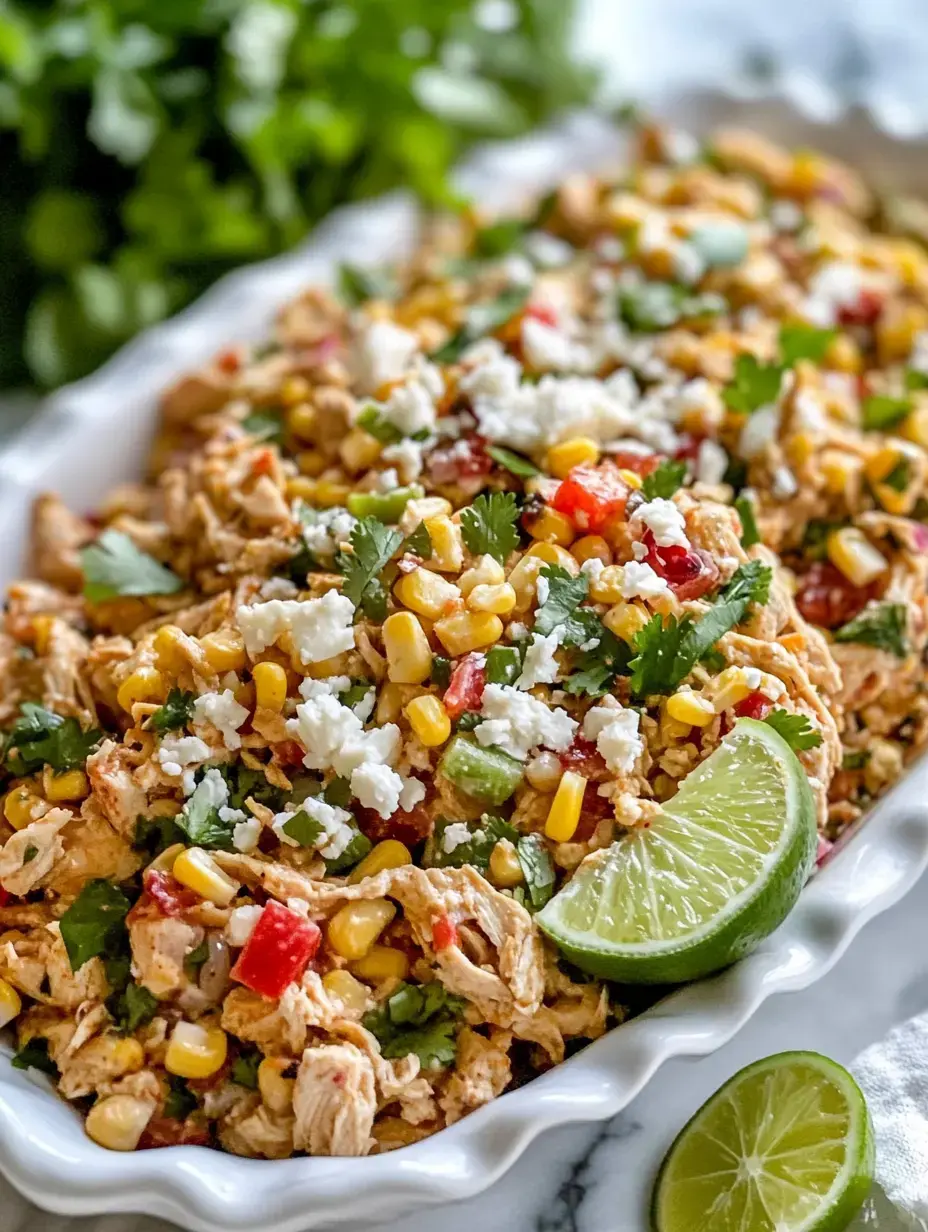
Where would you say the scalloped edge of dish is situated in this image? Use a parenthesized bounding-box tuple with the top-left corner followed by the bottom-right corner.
(2, 83, 928, 1232)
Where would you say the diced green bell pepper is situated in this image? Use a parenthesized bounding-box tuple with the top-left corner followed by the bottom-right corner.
(347, 485, 424, 523)
(439, 735, 523, 805)
(485, 645, 521, 686)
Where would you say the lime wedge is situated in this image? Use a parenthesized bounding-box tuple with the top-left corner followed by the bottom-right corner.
(652, 1051, 875, 1232)
(536, 718, 816, 983)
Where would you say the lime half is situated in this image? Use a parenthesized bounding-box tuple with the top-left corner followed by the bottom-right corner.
(652, 1051, 875, 1232)
(537, 718, 816, 983)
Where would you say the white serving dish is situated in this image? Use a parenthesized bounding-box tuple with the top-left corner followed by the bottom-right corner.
(3, 85, 928, 1232)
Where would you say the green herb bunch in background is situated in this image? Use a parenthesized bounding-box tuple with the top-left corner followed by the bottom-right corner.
(0, 0, 595, 390)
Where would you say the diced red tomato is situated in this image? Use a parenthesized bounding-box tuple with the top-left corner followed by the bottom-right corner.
(357, 798, 433, 849)
(524, 302, 559, 328)
(838, 289, 883, 327)
(734, 691, 774, 721)
(215, 347, 241, 375)
(427, 433, 493, 489)
(608, 450, 661, 477)
(273, 739, 306, 767)
(642, 531, 720, 601)
(432, 914, 458, 950)
(672, 434, 702, 462)
(250, 448, 275, 476)
(795, 561, 875, 629)
(558, 737, 610, 782)
(139, 1117, 211, 1150)
(230, 901, 321, 1000)
(137, 870, 201, 920)
(552, 464, 630, 533)
(0, 887, 11, 908)
(443, 653, 486, 719)
(575, 781, 614, 843)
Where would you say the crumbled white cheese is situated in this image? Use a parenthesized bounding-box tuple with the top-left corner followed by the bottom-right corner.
(673, 378, 724, 432)
(499, 253, 535, 286)
(352, 319, 419, 393)
(476, 684, 577, 761)
(369, 363, 444, 439)
(743, 668, 763, 689)
(630, 498, 689, 548)
(772, 464, 798, 500)
(672, 241, 706, 286)
(398, 776, 426, 812)
(179, 769, 229, 827)
(157, 735, 211, 779)
(802, 261, 866, 328)
(695, 438, 729, 487)
(442, 821, 473, 854)
(381, 436, 425, 482)
(516, 629, 562, 690)
(231, 816, 262, 853)
(351, 762, 405, 819)
(300, 506, 357, 563)
(739, 405, 780, 458)
(351, 688, 376, 722)
(192, 689, 249, 751)
(769, 199, 804, 233)
(273, 795, 356, 859)
(508, 621, 528, 641)
(535, 574, 550, 607)
(617, 561, 670, 600)
(582, 698, 643, 774)
(524, 231, 575, 268)
(793, 390, 827, 433)
(580, 557, 605, 583)
(226, 904, 264, 948)
(260, 577, 298, 600)
(236, 590, 356, 666)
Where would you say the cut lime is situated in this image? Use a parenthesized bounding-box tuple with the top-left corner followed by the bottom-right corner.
(537, 718, 816, 983)
(652, 1051, 875, 1232)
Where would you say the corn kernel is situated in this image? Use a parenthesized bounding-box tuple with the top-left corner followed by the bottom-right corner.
(603, 602, 650, 644)
(352, 944, 410, 983)
(348, 839, 412, 885)
(524, 543, 580, 572)
(459, 554, 505, 596)
(199, 630, 246, 673)
(820, 451, 861, 496)
(152, 625, 187, 673)
(876, 302, 928, 364)
(523, 507, 575, 547)
(544, 770, 586, 842)
(545, 437, 600, 479)
(85, 1095, 154, 1152)
(826, 527, 887, 587)
(466, 582, 516, 615)
(165, 1021, 228, 1080)
(788, 432, 816, 467)
(117, 666, 164, 713)
(314, 480, 351, 508)
(394, 568, 461, 620)
(710, 667, 754, 713)
(617, 468, 644, 490)
(31, 614, 54, 656)
(296, 451, 327, 478)
(383, 611, 433, 684)
(327, 899, 396, 960)
(864, 446, 903, 485)
(404, 695, 452, 747)
(375, 682, 405, 725)
(257, 1056, 295, 1114)
(399, 497, 452, 536)
(286, 402, 317, 440)
(525, 751, 563, 793)
(3, 786, 41, 831)
(571, 535, 611, 566)
(660, 708, 693, 743)
(0, 978, 22, 1028)
(280, 375, 311, 407)
(172, 847, 240, 907)
(488, 838, 524, 888)
(433, 611, 503, 657)
(286, 476, 318, 503)
(424, 515, 464, 573)
(507, 556, 545, 613)
(873, 482, 915, 515)
(111, 1037, 145, 1073)
(825, 334, 862, 374)
(666, 690, 716, 728)
(147, 842, 186, 876)
(589, 565, 627, 604)
(252, 661, 288, 712)
(45, 768, 90, 803)
(902, 406, 928, 450)
(321, 968, 370, 1013)
(340, 427, 382, 474)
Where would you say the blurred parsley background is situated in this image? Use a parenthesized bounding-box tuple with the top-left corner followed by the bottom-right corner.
(0, 0, 596, 391)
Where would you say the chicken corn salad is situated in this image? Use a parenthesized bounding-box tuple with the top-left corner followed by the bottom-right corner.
(1, 122, 927, 1158)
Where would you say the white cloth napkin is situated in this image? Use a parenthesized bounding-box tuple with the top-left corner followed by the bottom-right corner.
(852, 1015, 928, 1228)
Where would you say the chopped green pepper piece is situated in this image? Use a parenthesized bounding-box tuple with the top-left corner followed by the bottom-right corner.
(485, 645, 521, 686)
(439, 735, 523, 806)
(346, 485, 424, 523)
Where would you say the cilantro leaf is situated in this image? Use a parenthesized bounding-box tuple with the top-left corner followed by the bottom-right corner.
(882, 457, 911, 493)
(111, 982, 159, 1035)
(516, 834, 556, 909)
(3, 702, 101, 776)
(176, 779, 237, 851)
(762, 709, 823, 752)
(562, 625, 631, 698)
(164, 1075, 198, 1121)
(862, 395, 911, 432)
(324, 825, 372, 874)
(242, 411, 284, 444)
(430, 287, 529, 363)
(427, 815, 517, 871)
(629, 613, 691, 699)
(533, 565, 590, 641)
(473, 218, 526, 259)
(337, 517, 403, 619)
(722, 354, 782, 415)
(460, 492, 520, 564)
(842, 750, 870, 770)
(149, 688, 195, 734)
(281, 809, 324, 847)
(337, 263, 397, 307)
(640, 459, 687, 501)
(403, 522, 433, 560)
(362, 981, 465, 1069)
(133, 813, 183, 856)
(905, 368, 928, 392)
(356, 404, 403, 445)
(11, 1037, 58, 1078)
(486, 444, 540, 477)
(734, 495, 761, 548)
(778, 324, 836, 366)
(221, 764, 285, 814)
(60, 879, 131, 973)
(81, 530, 183, 603)
(184, 938, 210, 975)
(231, 1047, 263, 1089)
(834, 602, 908, 658)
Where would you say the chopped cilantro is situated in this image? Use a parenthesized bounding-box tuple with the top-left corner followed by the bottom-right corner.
(60, 879, 131, 973)
(640, 459, 687, 501)
(337, 517, 403, 620)
(337, 263, 397, 307)
(533, 565, 591, 643)
(324, 825, 372, 875)
(111, 981, 159, 1035)
(430, 286, 529, 363)
(241, 411, 284, 444)
(322, 776, 353, 809)
(339, 680, 374, 710)
(220, 764, 285, 813)
(486, 444, 540, 478)
(3, 702, 101, 776)
(882, 458, 911, 493)
(22, 845, 37, 865)
(427, 815, 517, 871)
(11, 1037, 58, 1078)
(455, 711, 482, 732)
(473, 218, 526, 258)
(905, 368, 928, 392)
(861, 395, 911, 432)
(81, 530, 184, 603)
(561, 626, 630, 698)
(485, 645, 522, 686)
(734, 495, 761, 548)
(231, 1047, 263, 1089)
(164, 1075, 198, 1121)
(802, 519, 841, 561)
(430, 655, 452, 689)
(402, 522, 433, 560)
(762, 709, 823, 752)
(362, 981, 465, 1069)
(355, 404, 403, 445)
(834, 602, 908, 658)
(842, 750, 870, 771)
(618, 282, 726, 333)
(176, 780, 237, 851)
(460, 492, 520, 565)
(722, 353, 782, 415)
(149, 688, 195, 734)
(184, 938, 210, 975)
(778, 324, 836, 366)
(281, 809, 323, 847)
(516, 833, 555, 909)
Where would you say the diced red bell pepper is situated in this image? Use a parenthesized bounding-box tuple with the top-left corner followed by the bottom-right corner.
(734, 691, 774, 721)
(524, 302, 559, 328)
(230, 901, 321, 1000)
(552, 464, 630, 533)
(250, 448, 275, 476)
(642, 531, 720, 601)
(432, 914, 458, 950)
(428, 433, 493, 488)
(795, 561, 875, 630)
(608, 450, 661, 477)
(672, 434, 702, 462)
(443, 653, 487, 719)
(837, 289, 884, 327)
(139, 870, 202, 919)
